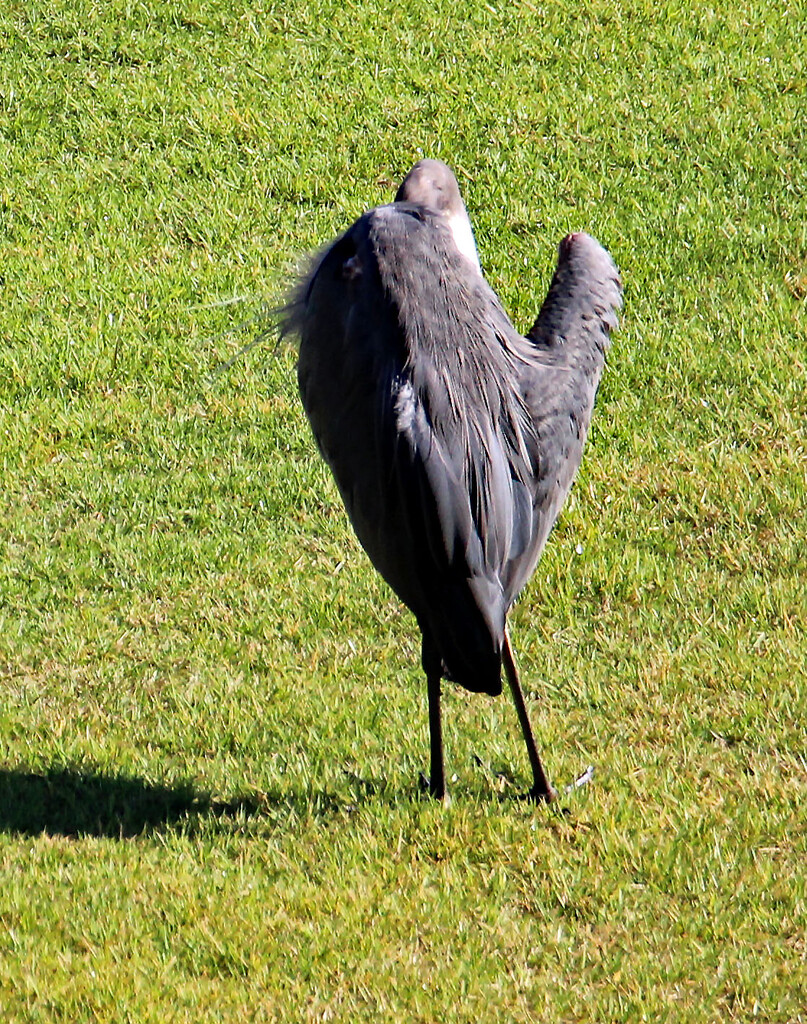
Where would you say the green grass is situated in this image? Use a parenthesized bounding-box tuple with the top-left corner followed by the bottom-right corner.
(1, 1, 805, 1020)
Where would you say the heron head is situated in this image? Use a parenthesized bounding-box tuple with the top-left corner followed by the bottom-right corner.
(394, 159, 481, 270)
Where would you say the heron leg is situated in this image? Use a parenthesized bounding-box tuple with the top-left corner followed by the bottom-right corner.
(420, 637, 447, 800)
(502, 628, 555, 802)
(427, 669, 446, 800)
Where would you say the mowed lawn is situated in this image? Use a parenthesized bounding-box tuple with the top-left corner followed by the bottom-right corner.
(1, 1, 805, 1020)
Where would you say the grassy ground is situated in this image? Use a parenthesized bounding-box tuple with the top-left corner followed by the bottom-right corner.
(1, 1, 805, 1020)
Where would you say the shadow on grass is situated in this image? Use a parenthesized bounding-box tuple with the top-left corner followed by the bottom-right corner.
(0, 766, 265, 838)
(0, 764, 550, 838)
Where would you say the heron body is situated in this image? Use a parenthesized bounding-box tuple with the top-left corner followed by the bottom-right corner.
(285, 159, 622, 799)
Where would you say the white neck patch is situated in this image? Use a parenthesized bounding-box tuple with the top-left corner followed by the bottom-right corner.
(446, 211, 481, 271)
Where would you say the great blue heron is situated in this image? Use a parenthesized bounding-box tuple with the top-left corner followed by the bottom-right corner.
(283, 159, 622, 801)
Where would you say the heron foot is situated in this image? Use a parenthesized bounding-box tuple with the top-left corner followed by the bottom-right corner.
(419, 772, 449, 803)
(525, 784, 558, 804)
